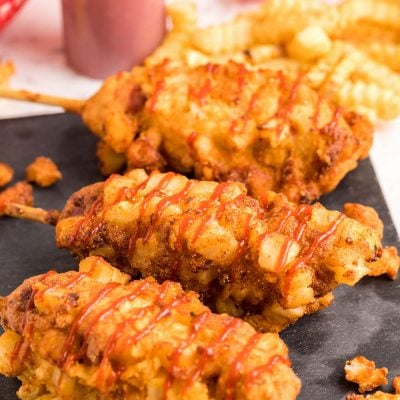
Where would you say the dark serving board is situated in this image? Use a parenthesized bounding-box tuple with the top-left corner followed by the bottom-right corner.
(0, 113, 399, 399)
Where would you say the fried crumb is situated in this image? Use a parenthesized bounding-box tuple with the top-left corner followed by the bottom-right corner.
(0, 181, 33, 214)
(345, 356, 388, 393)
(394, 375, 400, 394)
(25, 157, 62, 187)
(344, 203, 384, 239)
(347, 392, 400, 399)
(0, 162, 14, 187)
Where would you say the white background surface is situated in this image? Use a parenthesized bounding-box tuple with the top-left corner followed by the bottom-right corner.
(0, 0, 399, 234)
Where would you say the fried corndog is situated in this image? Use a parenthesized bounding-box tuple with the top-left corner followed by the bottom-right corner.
(0, 61, 373, 203)
(0, 256, 300, 400)
(2, 170, 397, 332)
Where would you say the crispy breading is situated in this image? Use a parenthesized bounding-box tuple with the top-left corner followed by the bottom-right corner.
(0, 256, 301, 400)
(0, 181, 33, 215)
(81, 61, 373, 203)
(96, 140, 126, 176)
(345, 356, 388, 393)
(344, 203, 384, 240)
(394, 375, 400, 394)
(55, 170, 399, 332)
(0, 162, 13, 187)
(25, 156, 62, 187)
(347, 392, 400, 400)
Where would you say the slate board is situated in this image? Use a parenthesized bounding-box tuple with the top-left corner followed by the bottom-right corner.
(0, 113, 399, 399)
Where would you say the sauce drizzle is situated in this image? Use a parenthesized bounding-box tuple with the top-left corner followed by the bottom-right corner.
(225, 333, 262, 400)
(244, 354, 289, 391)
(183, 318, 242, 394)
(96, 281, 186, 386)
(163, 311, 211, 398)
(283, 214, 345, 295)
(58, 283, 119, 368)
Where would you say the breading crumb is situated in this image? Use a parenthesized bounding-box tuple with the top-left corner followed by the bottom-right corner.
(25, 157, 62, 187)
(394, 375, 400, 394)
(347, 392, 400, 399)
(0, 181, 33, 214)
(345, 356, 388, 393)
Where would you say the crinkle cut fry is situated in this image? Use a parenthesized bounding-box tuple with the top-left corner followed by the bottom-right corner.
(0, 256, 300, 400)
(55, 170, 399, 333)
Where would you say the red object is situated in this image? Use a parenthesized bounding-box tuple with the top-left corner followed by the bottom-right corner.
(61, 0, 166, 79)
(0, 0, 26, 31)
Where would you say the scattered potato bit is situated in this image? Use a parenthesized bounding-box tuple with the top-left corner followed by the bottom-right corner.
(286, 25, 332, 62)
(347, 392, 400, 399)
(25, 156, 62, 187)
(0, 181, 33, 214)
(345, 356, 388, 393)
(0, 162, 14, 187)
(343, 203, 384, 239)
(394, 375, 400, 394)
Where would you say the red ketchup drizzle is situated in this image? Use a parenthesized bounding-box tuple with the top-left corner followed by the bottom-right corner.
(35, 272, 85, 304)
(276, 73, 303, 137)
(163, 311, 211, 398)
(96, 282, 184, 387)
(237, 64, 248, 93)
(312, 93, 325, 130)
(143, 180, 194, 244)
(258, 205, 311, 275)
(187, 131, 198, 158)
(126, 296, 185, 345)
(69, 198, 102, 246)
(128, 172, 176, 252)
(175, 182, 230, 251)
(274, 237, 292, 273)
(229, 93, 259, 136)
(326, 106, 342, 133)
(148, 59, 170, 113)
(77, 280, 151, 358)
(95, 307, 149, 387)
(58, 283, 119, 369)
(81, 176, 134, 247)
(188, 183, 232, 244)
(277, 208, 294, 233)
(175, 182, 231, 251)
(149, 80, 165, 112)
(35, 258, 103, 307)
(292, 205, 313, 242)
(244, 354, 289, 390)
(196, 79, 212, 106)
(127, 171, 157, 199)
(258, 207, 294, 248)
(225, 333, 262, 400)
(71, 175, 123, 246)
(183, 318, 242, 394)
(36, 253, 104, 308)
(189, 63, 218, 106)
(10, 271, 57, 368)
(283, 214, 345, 296)
(176, 215, 196, 252)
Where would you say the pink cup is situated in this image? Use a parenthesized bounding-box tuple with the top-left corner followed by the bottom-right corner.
(61, 0, 166, 79)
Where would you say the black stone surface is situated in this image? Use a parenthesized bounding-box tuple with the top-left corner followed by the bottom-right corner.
(0, 113, 398, 399)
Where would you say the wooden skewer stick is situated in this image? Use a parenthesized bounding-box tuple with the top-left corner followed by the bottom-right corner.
(0, 87, 86, 114)
(1, 203, 60, 226)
